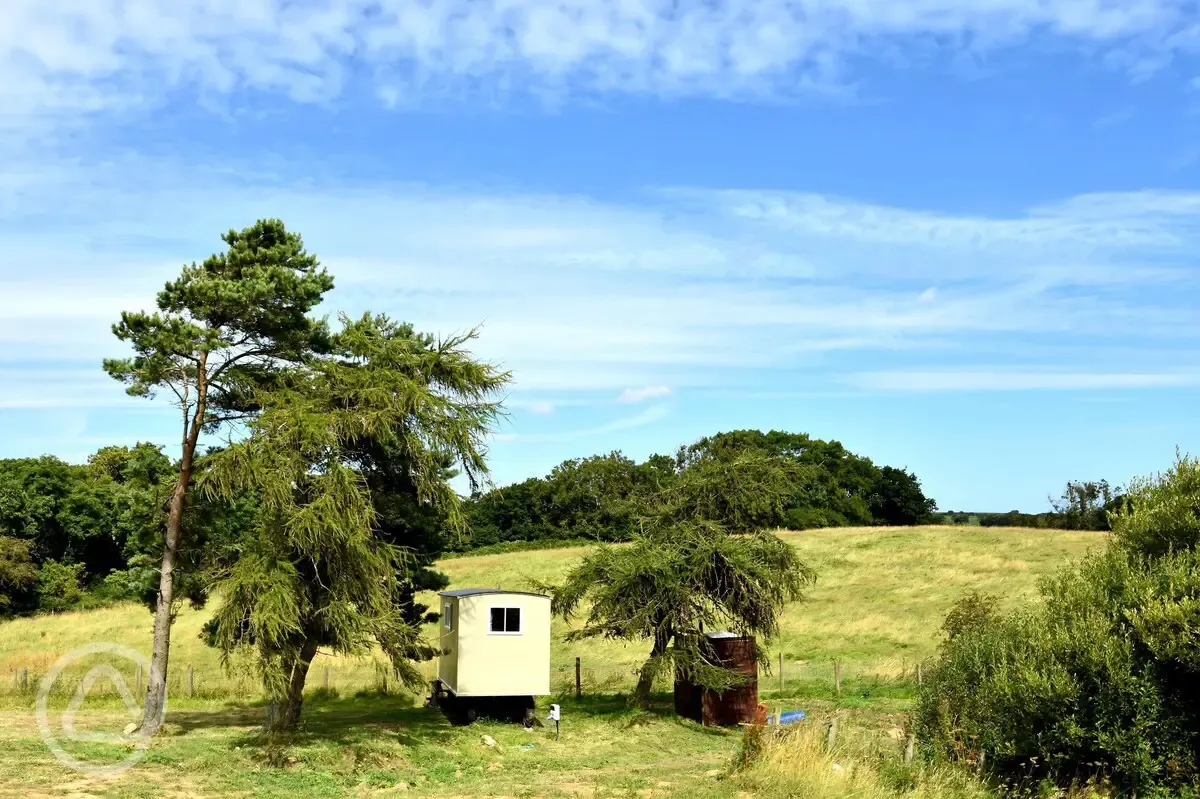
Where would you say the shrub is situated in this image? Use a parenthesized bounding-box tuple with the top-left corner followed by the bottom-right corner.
(916, 452, 1200, 796)
(784, 507, 849, 531)
(0, 536, 37, 613)
(36, 559, 85, 612)
(91, 569, 140, 602)
(1111, 451, 1200, 559)
(940, 592, 999, 642)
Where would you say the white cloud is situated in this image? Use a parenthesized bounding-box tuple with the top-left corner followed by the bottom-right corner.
(848, 370, 1200, 392)
(690, 187, 1200, 253)
(524, 400, 557, 416)
(4, 155, 1200, 413)
(0, 367, 139, 409)
(1, 0, 1197, 135)
(617, 385, 672, 404)
(508, 403, 671, 443)
(917, 287, 937, 303)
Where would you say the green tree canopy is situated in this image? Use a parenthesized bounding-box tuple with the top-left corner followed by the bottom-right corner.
(104, 219, 335, 732)
(462, 428, 938, 550)
(200, 313, 508, 731)
(867, 465, 938, 526)
(918, 451, 1200, 793)
(548, 454, 816, 706)
(0, 537, 36, 613)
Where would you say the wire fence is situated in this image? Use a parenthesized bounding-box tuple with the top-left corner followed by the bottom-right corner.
(2, 651, 932, 705)
(554, 654, 930, 700)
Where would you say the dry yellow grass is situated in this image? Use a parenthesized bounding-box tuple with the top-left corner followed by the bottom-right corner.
(0, 525, 1107, 798)
(0, 525, 1103, 702)
(732, 722, 991, 799)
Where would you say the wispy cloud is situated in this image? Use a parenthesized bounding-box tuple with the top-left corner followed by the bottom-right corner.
(0, 366, 139, 409)
(617, 386, 672, 404)
(2, 0, 1198, 137)
(848, 370, 1200, 392)
(4, 153, 1200, 416)
(492, 403, 671, 444)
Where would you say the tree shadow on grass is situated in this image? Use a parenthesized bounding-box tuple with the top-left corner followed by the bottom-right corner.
(166, 688, 736, 754)
(166, 693, 448, 744)
(552, 691, 737, 738)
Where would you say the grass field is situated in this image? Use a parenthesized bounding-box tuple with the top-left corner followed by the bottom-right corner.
(0, 525, 1104, 798)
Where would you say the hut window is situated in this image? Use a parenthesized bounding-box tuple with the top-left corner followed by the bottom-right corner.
(443, 602, 454, 631)
(489, 606, 522, 634)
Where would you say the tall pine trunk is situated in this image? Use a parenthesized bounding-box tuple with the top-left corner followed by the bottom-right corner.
(266, 637, 320, 733)
(140, 360, 207, 734)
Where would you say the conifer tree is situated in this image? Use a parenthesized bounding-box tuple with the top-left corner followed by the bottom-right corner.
(201, 313, 508, 731)
(550, 455, 815, 706)
(104, 220, 334, 732)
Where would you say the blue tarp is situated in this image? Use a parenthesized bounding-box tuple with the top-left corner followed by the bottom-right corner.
(766, 710, 806, 725)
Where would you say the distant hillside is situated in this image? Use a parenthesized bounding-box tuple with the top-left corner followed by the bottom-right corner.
(0, 525, 1103, 703)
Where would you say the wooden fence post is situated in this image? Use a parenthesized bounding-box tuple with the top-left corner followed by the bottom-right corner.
(575, 657, 581, 699)
(323, 665, 330, 691)
(905, 734, 916, 764)
(187, 665, 194, 697)
(10, 669, 15, 691)
(826, 716, 839, 749)
(833, 660, 841, 697)
(917, 662, 923, 686)
(901, 656, 907, 680)
(20, 668, 28, 692)
(778, 653, 784, 693)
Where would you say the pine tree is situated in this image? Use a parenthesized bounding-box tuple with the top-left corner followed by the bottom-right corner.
(104, 219, 334, 733)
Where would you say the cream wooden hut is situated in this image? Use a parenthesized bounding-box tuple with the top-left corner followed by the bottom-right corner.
(436, 588, 552, 705)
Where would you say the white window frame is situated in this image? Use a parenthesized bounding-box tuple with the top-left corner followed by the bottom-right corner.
(443, 601, 454, 632)
(487, 605, 523, 635)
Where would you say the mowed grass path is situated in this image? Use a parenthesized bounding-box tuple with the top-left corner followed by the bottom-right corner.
(0, 526, 1103, 798)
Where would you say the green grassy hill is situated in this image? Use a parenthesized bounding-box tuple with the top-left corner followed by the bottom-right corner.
(1, 525, 1102, 702)
(0, 525, 1105, 799)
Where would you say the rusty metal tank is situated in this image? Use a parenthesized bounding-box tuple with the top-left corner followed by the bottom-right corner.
(674, 632, 758, 726)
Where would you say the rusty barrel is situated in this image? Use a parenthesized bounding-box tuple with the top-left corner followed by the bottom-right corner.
(674, 632, 758, 726)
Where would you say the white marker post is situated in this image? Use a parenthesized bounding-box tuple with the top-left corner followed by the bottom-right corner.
(547, 703, 560, 740)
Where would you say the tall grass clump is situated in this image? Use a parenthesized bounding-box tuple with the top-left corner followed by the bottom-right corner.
(733, 723, 991, 799)
(917, 452, 1200, 797)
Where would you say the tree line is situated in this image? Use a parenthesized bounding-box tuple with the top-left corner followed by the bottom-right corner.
(938, 479, 1124, 531)
(0, 428, 940, 622)
(459, 429, 940, 551)
(0, 444, 226, 615)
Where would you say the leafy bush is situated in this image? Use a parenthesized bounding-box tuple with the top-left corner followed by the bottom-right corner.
(91, 569, 140, 602)
(784, 507, 849, 531)
(36, 559, 85, 612)
(940, 592, 998, 641)
(1111, 451, 1200, 558)
(0, 536, 36, 613)
(916, 452, 1200, 796)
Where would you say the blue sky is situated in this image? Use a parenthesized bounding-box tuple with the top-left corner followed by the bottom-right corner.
(3, 1, 1200, 512)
